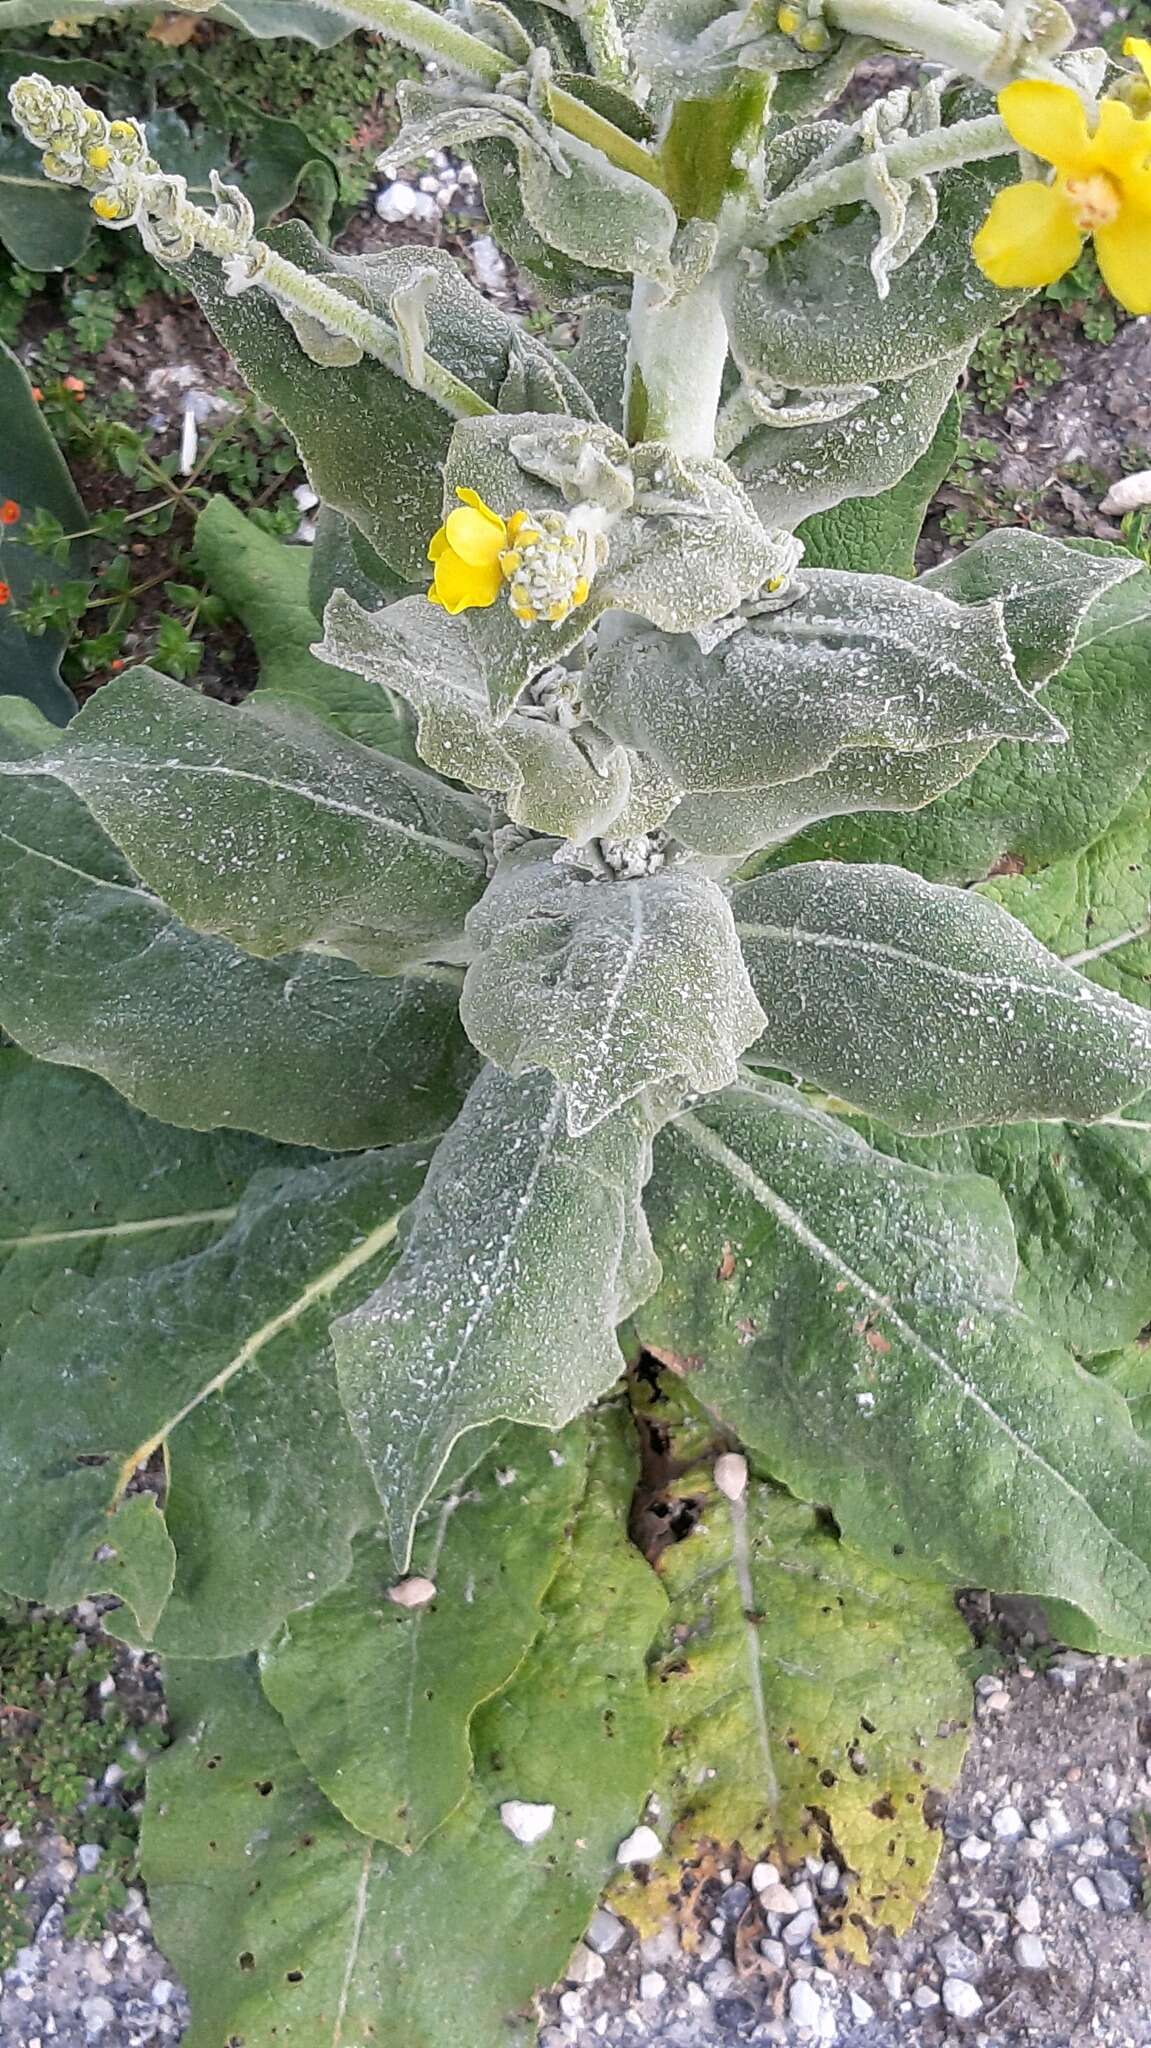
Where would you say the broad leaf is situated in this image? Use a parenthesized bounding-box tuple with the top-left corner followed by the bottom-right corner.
(261, 1421, 589, 1848)
(462, 845, 765, 1133)
(796, 397, 959, 577)
(194, 496, 416, 760)
(0, 1140, 430, 1653)
(726, 157, 1028, 392)
(0, 1047, 302, 1343)
(143, 1409, 666, 2048)
(734, 861, 1151, 1131)
(854, 1116, 1151, 1364)
(778, 566, 1151, 880)
(920, 532, 1140, 688)
(0, 1, 354, 37)
(583, 568, 1060, 804)
(638, 1081, 1151, 1651)
(0, 701, 474, 1151)
(180, 228, 594, 582)
(5, 666, 489, 973)
(317, 590, 651, 843)
(670, 739, 991, 856)
(333, 1063, 661, 1565)
(0, 342, 88, 722)
(622, 1393, 970, 1944)
(732, 352, 967, 531)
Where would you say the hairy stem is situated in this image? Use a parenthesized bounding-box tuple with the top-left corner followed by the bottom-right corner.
(753, 111, 1010, 245)
(306, 0, 664, 186)
(823, 0, 1026, 78)
(625, 274, 729, 456)
(567, 0, 633, 86)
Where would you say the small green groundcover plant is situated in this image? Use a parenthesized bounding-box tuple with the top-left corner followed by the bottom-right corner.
(2, 0, 1151, 2039)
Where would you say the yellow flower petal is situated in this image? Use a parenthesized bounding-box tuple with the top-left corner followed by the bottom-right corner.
(997, 80, 1092, 172)
(971, 179, 1083, 288)
(444, 503, 509, 568)
(430, 549, 504, 614)
(1090, 97, 1151, 181)
(1125, 36, 1151, 89)
(427, 524, 448, 563)
(1094, 209, 1151, 314)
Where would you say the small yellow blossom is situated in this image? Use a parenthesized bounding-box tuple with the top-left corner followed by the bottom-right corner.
(427, 488, 512, 614)
(427, 488, 597, 626)
(972, 39, 1151, 316)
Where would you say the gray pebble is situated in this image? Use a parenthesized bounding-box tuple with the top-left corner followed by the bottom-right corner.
(719, 1880, 752, 1921)
(585, 1908, 625, 1955)
(782, 1909, 817, 1949)
(1096, 1867, 1135, 1913)
(76, 1845, 102, 1874)
(759, 1939, 786, 1968)
(935, 1932, 981, 1979)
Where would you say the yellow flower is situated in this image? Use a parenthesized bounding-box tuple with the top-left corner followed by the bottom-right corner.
(427, 489, 598, 626)
(427, 487, 512, 614)
(972, 40, 1151, 316)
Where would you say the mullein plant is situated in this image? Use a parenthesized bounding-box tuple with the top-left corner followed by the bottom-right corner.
(3, 2, 1151, 2039)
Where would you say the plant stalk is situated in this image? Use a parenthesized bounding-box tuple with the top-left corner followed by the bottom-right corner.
(625, 273, 729, 456)
(752, 111, 1010, 245)
(822, 0, 1008, 77)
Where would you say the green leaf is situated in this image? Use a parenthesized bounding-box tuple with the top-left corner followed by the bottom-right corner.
(180, 228, 593, 582)
(726, 156, 1028, 392)
(919, 532, 1140, 688)
(623, 1402, 970, 1942)
(779, 565, 1151, 881)
(851, 1116, 1151, 1364)
(146, 93, 337, 241)
(796, 397, 960, 577)
(9, 666, 489, 974)
(583, 567, 1061, 821)
(670, 739, 991, 856)
(0, 1139, 430, 1652)
(261, 1421, 589, 1848)
(0, 342, 87, 722)
(0, 701, 475, 1150)
(732, 352, 967, 531)
(333, 1063, 661, 1566)
(194, 496, 415, 759)
(0, 1045, 305, 1343)
(638, 1080, 1151, 1651)
(0, 1, 355, 37)
(142, 1408, 666, 2048)
(733, 861, 1151, 1131)
(317, 590, 644, 842)
(462, 844, 766, 1134)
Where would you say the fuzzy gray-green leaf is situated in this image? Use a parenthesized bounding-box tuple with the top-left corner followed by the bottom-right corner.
(462, 845, 765, 1133)
(333, 1064, 661, 1566)
(638, 1081, 1151, 1651)
(734, 861, 1151, 1131)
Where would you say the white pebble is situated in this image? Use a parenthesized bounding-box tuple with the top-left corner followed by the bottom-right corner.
(913, 1985, 940, 2008)
(77, 1844, 103, 1873)
(566, 1944, 605, 1987)
(713, 1452, 747, 1501)
(992, 1805, 1025, 1839)
(1101, 469, 1151, 514)
(616, 1825, 662, 1865)
(388, 1577, 436, 1609)
(151, 1980, 175, 2008)
(849, 1992, 875, 2022)
(1072, 1876, 1101, 1910)
(959, 1833, 991, 1862)
(942, 1978, 983, 2019)
(1015, 1934, 1047, 1970)
(751, 1861, 780, 1891)
(558, 1990, 582, 2020)
(1014, 1894, 1041, 1933)
(639, 1972, 666, 2001)
(499, 1800, 555, 1845)
(788, 1980, 823, 2031)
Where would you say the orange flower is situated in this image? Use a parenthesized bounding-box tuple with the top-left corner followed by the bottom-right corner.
(29, 387, 43, 403)
(62, 374, 86, 397)
(0, 583, 11, 607)
(0, 501, 20, 526)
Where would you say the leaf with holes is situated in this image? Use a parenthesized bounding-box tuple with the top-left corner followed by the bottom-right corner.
(142, 1407, 666, 2048)
(0, 1141, 429, 1653)
(637, 1080, 1151, 1651)
(615, 1393, 970, 1949)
